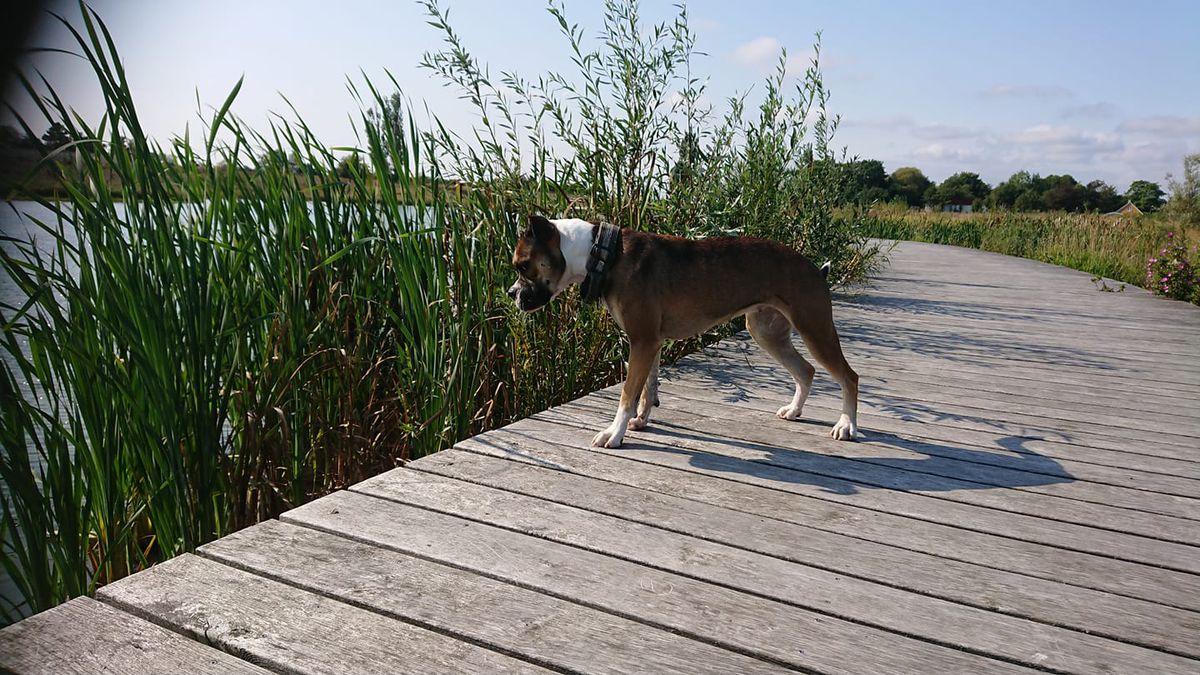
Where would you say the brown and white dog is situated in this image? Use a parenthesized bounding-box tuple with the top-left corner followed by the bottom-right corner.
(507, 215, 859, 448)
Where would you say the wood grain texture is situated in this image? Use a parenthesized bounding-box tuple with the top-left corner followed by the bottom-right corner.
(353, 467, 1200, 673)
(614, 381, 1200, 520)
(96, 554, 549, 675)
(197, 519, 788, 674)
(543, 397, 1200, 570)
(421, 446, 1200, 654)
(456, 420, 1200, 613)
(282, 489, 1031, 674)
(0, 597, 268, 675)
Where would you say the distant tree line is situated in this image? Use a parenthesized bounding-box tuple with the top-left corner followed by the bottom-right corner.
(834, 158, 1183, 214)
(7, 121, 1196, 221)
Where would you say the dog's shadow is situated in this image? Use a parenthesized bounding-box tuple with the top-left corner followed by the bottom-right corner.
(613, 421, 1073, 496)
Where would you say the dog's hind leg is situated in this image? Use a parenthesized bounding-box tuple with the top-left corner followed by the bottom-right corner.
(593, 338, 662, 448)
(787, 305, 859, 441)
(629, 347, 661, 431)
(747, 307, 816, 421)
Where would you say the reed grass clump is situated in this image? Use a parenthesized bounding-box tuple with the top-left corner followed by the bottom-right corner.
(861, 204, 1199, 299)
(1, 0, 880, 622)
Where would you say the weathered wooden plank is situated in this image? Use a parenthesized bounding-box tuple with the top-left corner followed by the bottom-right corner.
(417, 447, 1200, 656)
(97, 554, 549, 675)
(837, 333, 1200, 391)
(652, 381, 1200, 519)
(198, 519, 788, 674)
(571, 392, 1200, 546)
(281, 489, 1028, 674)
(0, 597, 267, 675)
(672, 347, 1200, 450)
(536, 402, 1200, 574)
(710, 320, 1200, 397)
(671, 342, 1200, 466)
(695, 339, 1200, 435)
(456, 420, 1200, 612)
(351, 468, 1200, 674)
(838, 315, 1200, 359)
(837, 285, 1200, 340)
(834, 306, 1200, 363)
(820, 341, 1200, 399)
(820, 355, 1200, 422)
(745, 390, 1200, 483)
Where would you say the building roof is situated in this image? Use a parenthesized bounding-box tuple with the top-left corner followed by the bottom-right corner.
(1105, 200, 1143, 216)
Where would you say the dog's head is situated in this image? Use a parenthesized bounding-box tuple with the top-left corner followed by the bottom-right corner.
(507, 215, 567, 312)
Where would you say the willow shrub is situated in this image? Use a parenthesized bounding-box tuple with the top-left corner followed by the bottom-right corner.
(1, 0, 879, 621)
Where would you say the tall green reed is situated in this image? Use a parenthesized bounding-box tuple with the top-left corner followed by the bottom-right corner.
(2, 0, 876, 622)
(1, 3, 506, 622)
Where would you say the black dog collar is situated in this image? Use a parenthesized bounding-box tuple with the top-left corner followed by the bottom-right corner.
(580, 222, 621, 302)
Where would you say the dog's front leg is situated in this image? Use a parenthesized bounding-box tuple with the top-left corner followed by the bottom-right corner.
(592, 339, 662, 448)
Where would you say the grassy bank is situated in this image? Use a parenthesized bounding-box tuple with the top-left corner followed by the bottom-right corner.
(860, 204, 1199, 297)
(0, 1, 881, 622)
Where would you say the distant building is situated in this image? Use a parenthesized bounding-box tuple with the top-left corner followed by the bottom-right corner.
(1105, 200, 1143, 217)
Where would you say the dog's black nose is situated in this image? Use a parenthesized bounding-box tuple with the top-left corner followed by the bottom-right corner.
(506, 287, 517, 299)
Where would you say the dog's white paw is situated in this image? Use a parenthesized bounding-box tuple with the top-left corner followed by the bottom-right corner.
(776, 404, 804, 421)
(830, 414, 858, 441)
(627, 416, 649, 431)
(591, 427, 625, 448)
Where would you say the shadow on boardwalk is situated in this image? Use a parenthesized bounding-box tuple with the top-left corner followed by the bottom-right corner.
(626, 423, 1073, 497)
(834, 294, 1120, 371)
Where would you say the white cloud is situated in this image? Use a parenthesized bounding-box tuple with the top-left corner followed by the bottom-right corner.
(981, 84, 1072, 100)
(1060, 102, 1118, 120)
(733, 37, 784, 68)
(730, 36, 819, 77)
(1005, 125, 1124, 164)
(912, 143, 982, 162)
(691, 17, 723, 34)
(1117, 115, 1200, 137)
(844, 116, 979, 141)
(911, 123, 979, 141)
(841, 114, 915, 130)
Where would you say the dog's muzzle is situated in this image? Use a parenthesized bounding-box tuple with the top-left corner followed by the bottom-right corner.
(508, 280, 552, 312)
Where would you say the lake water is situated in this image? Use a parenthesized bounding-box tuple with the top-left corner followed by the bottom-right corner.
(1, 201, 64, 617)
(0, 201, 105, 619)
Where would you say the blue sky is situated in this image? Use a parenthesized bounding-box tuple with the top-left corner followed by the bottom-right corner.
(10, 0, 1200, 189)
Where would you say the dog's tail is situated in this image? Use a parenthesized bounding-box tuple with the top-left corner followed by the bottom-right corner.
(819, 260, 832, 281)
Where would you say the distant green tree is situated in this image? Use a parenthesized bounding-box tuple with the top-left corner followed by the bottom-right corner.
(1125, 180, 1166, 212)
(988, 171, 1040, 210)
(1013, 189, 1043, 212)
(841, 159, 888, 204)
(1082, 179, 1123, 213)
(1163, 153, 1200, 224)
(41, 122, 71, 149)
(929, 172, 990, 207)
(366, 91, 406, 178)
(1042, 175, 1086, 212)
(259, 149, 296, 172)
(337, 153, 363, 178)
(888, 166, 931, 207)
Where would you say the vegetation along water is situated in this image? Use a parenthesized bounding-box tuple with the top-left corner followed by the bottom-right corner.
(0, 1, 882, 622)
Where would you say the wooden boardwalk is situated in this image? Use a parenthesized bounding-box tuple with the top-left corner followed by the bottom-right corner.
(3, 241, 1199, 673)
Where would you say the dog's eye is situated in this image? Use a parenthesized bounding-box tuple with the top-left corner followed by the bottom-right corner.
(516, 262, 531, 276)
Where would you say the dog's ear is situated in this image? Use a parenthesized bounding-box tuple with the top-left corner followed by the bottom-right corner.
(528, 214, 558, 242)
